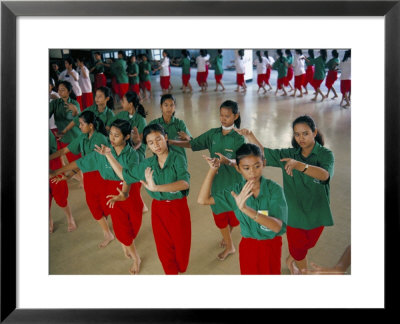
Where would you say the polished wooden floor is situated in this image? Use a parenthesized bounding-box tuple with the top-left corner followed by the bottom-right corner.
(50, 68, 351, 275)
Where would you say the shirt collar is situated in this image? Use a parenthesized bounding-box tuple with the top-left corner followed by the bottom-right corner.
(161, 116, 176, 125)
(150, 150, 173, 169)
(295, 141, 321, 157)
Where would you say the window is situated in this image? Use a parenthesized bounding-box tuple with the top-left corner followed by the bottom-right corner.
(152, 49, 162, 61)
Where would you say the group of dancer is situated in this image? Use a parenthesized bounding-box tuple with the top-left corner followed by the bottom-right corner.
(49, 74, 339, 274)
(51, 49, 351, 109)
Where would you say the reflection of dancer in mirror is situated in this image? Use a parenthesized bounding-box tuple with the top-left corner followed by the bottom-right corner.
(303, 49, 315, 95)
(291, 49, 307, 98)
(171, 50, 193, 93)
(213, 49, 225, 92)
(305, 49, 328, 102)
(168, 100, 244, 261)
(264, 51, 274, 91)
(337, 50, 351, 108)
(233, 49, 247, 93)
(325, 50, 340, 100)
(284, 49, 294, 92)
(235, 115, 334, 274)
(96, 124, 192, 275)
(272, 49, 288, 96)
(198, 143, 288, 274)
(254, 50, 268, 94)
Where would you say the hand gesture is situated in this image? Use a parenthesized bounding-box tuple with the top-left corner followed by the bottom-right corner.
(231, 180, 254, 211)
(140, 167, 158, 191)
(49, 170, 57, 179)
(55, 131, 64, 140)
(64, 102, 78, 115)
(130, 127, 141, 146)
(50, 174, 67, 184)
(280, 158, 300, 177)
(106, 187, 127, 208)
(234, 128, 252, 137)
(177, 131, 190, 141)
(215, 152, 231, 166)
(94, 144, 111, 156)
(202, 155, 220, 169)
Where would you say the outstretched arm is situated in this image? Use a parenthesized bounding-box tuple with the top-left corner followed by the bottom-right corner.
(197, 155, 220, 205)
(140, 167, 189, 192)
(94, 144, 124, 181)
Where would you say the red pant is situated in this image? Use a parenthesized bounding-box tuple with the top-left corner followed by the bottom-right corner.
(160, 76, 170, 90)
(212, 210, 239, 229)
(239, 236, 282, 274)
(294, 74, 305, 90)
(81, 92, 93, 110)
(284, 66, 294, 86)
(151, 197, 191, 274)
(312, 78, 324, 91)
(215, 74, 223, 84)
(236, 73, 245, 86)
(115, 83, 129, 99)
(277, 77, 285, 89)
(76, 95, 83, 109)
(286, 226, 324, 261)
(304, 65, 315, 86)
(265, 68, 271, 84)
(94, 73, 106, 92)
(257, 74, 266, 87)
(341, 80, 351, 94)
(140, 81, 151, 91)
(196, 71, 207, 86)
(129, 83, 140, 96)
(83, 171, 109, 221)
(182, 74, 191, 86)
(50, 157, 68, 209)
(58, 141, 81, 163)
(107, 180, 143, 246)
(325, 70, 338, 89)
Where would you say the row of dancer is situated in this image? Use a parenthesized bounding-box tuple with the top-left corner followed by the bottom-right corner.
(49, 85, 337, 275)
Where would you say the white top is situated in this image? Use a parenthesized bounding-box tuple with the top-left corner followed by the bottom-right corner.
(49, 91, 60, 129)
(59, 69, 82, 96)
(235, 56, 245, 74)
(196, 54, 210, 72)
(254, 56, 269, 74)
(160, 57, 170, 77)
(293, 54, 306, 76)
(339, 58, 351, 80)
(77, 66, 92, 93)
(267, 56, 275, 68)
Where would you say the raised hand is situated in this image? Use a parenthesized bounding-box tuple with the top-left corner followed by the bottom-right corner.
(130, 127, 141, 146)
(140, 167, 158, 191)
(202, 155, 220, 169)
(215, 152, 232, 166)
(94, 144, 111, 156)
(106, 187, 127, 208)
(230, 180, 254, 211)
(50, 174, 67, 184)
(234, 128, 252, 137)
(177, 131, 191, 141)
(64, 102, 78, 115)
(280, 158, 300, 177)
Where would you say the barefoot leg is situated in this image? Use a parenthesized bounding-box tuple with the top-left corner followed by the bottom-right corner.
(97, 217, 115, 248)
(62, 203, 77, 232)
(217, 226, 236, 260)
(126, 242, 141, 274)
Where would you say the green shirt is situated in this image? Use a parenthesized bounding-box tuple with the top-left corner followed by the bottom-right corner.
(122, 150, 190, 201)
(73, 105, 115, 128)
(263, 142, 334, 229)
(49, 98, 81, 144)
(213, 55, 223, 75)
(181, 57, 191, 75)
(327, 58, 340, 71)
(49, 129, 57, 155)
(287, 56, 293, 66)
(76, 144, 139, 180)
(308, 56, 327, 80)
(94, 60, 105, 74)
(272, 57, 288, 79)
(139, 61, 152, 82)
(190, 127, 245, 213)
(127, 62, 140, 84)
(67, 131, 108, 157)
(213, 177, 288, 240)
(111, 58, 129, 84)
(148, 116, 192, 161)
(110, 111, 147, 161)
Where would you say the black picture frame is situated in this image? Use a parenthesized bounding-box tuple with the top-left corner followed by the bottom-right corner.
(1, 0, 398, 322)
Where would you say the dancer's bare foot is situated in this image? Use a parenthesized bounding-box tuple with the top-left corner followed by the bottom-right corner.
(297, 95, 303, 98)
(121, 244, 132, 259)
(49, 219, 54, 234)
(129, 257, 141, 275)
(331, 95, 338, 100)
(290, 94, 295, 97)
(67, 218, 77, 232)
(142, 204, 148, 213)
(321, 95, 326, 102)
(217, 246, 235, 261)
(311, 97, 317, 101)
(286, 255, 301, 274)
(219, 238, 226, 248)
(98, 232, 114, 248)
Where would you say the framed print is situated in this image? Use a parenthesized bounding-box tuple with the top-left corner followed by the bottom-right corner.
(1, 0, 398, 322)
